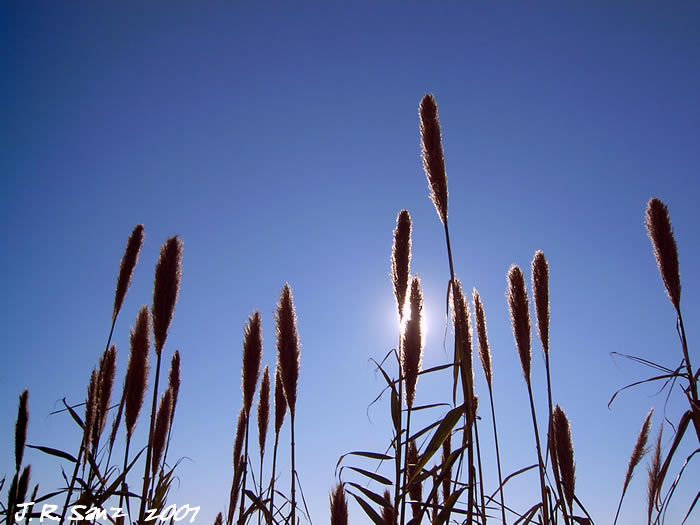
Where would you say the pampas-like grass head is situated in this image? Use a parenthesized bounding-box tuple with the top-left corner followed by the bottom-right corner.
(233, 407, 246, 473)
(257, 365, 270, 458)
(623, 408, 654, 493)
(152, 236, 183, 356)
(381, 489, 397, 525)
(441, 433, 452, 505)
(402, 276, 423, 409)
(242, 312, 263, 416)
(391, 210, 412, 320)
(552, 405, 575, 509)
(151, 387, 173, 478)
(472, 289, 492, 389)
(125, 306, 150, 438)
(407, 439, 422, 519)
(647, 426, 663, 522)
(531, 250, 550, 356)
(419, 94, 448, 225)
(113, 224, 144, 321)
(329, 482, 349, 525)
(274, 362, 287, 436)
(168, 350, 181, 418)
(645, 198, 681, 311)
(452, 279, 473, 388)
(82, 369, 98, 465)
(15, 389, 28, 472)
(507, 265, 531, 383)
(94, 344, 117, 446)
(276, 283, 300, 417)
(17, 465, 31, 505)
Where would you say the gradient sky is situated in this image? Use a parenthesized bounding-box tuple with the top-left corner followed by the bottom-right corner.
(2, 3, 699, 524)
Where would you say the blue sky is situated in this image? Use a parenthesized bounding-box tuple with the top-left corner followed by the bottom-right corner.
(2, 3, 699, 524)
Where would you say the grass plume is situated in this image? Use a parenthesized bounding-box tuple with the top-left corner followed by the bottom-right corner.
(647, 426, 663, 523)
(391, 210, 412, 320)
(82, 369, 98, 467)
(507, 265, 531, 384)
(257, 365, 270, 462)
(552, 405, 576, 513)
(275, 283, 301, 525)
(645, 198, 681, 311)
(531, 250, 550, 356)
(150, 387, 173, 481)
(140, 235, 183, 523)
(93, 344, 117, 452)
(15, 390, 28, 472)
(152, 236, 183, 356)
(330, 483, 349, 525)
(419, 93, 448, 225)
(125, 306, 151, 438)
(257, 365, 270, 523)
(406, 440, 422, 520)
(113, 224, 145, 322)
(402, 277, 423, 409)
(614, 408, 654, 525)
(472, 290, 492, 390)
(242, 312, 263, 417)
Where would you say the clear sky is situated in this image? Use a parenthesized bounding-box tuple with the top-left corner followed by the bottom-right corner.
(2, 3, 699, 524)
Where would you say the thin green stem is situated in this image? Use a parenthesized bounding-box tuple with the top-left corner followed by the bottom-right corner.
(138, 351, 162, 523)
(487, 387, 507, 525)
(290, 415, 296, 525)
(399, 406, 412, 525)
(526, 381, 549, 525)
(395, 344, 404, 516)
(268, 433, 279, 525)
(474, 417, 486, 524)
(238, 417, 250, 525)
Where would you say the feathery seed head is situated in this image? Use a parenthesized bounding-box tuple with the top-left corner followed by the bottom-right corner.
(94, 345, 117, 445)
(391, 210, 412, 320)
(274, 363, 287, 436)
(419, 94, 448, 225)
(552, 405, 576, 509)
(507, 265, 531, 383)
(441, 434, 452, 505)
(452, 279, 473, 390)
(330, 482, 349, 525)
(15, 389, 29, 471)
(531, 250, 550, 356)
(151, 388, 173, 478)
(242, 312, 263, 416)
(168, 350, 181, 419)
(407, 440, 422, 519)
(125, 306, 150, 438)
(647, 426, 663, 522)
(276, 283, 300, 417)
(113, 224, 145, 321)
(257, 365, 270, 459)
(152, 236, 183, 356)
(645, 198, 681, 311)
(213, 513, 223, 525)
(472, 289, 493, 389)
(233, 407, 246, 474)
(402, 276, 423, 409)
(82, 369, 98, 464)
(623, 408, 654, 493)
(381, 489, 397, 525)
(17, 465, 31, 505)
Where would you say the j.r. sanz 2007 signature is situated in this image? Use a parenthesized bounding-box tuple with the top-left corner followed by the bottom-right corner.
(14, 502, 200, 523)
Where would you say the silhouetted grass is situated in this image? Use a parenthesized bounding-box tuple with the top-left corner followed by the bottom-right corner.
(3, 97, 697, 525)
